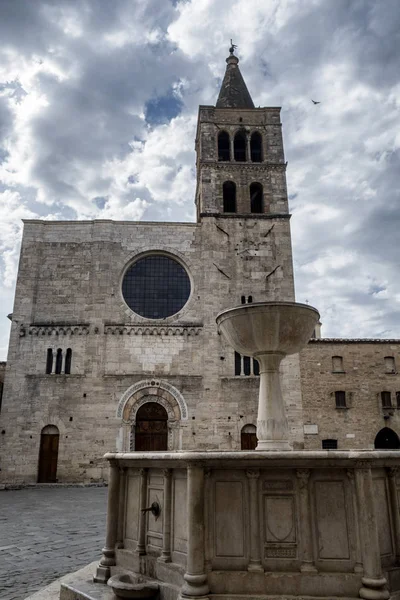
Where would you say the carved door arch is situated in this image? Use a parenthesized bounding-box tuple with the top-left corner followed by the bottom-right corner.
(135, 402, 168, 451)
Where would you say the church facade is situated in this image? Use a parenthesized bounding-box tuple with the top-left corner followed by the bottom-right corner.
(0, 52, 399, 484)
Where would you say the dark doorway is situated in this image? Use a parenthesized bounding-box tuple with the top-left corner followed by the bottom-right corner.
(38, 425, 59, 482)
(374, 427, 400, 450)
(135, 402, 168, 451)
(241, 424, 257, 450)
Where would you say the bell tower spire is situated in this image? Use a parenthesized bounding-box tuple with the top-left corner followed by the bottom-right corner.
(194, 46, 288, 221)
(216, 42, 255, 109)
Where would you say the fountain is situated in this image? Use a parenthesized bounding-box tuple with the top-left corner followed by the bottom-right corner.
(61, 301, 399, 600)
(216, 301, 320, 450)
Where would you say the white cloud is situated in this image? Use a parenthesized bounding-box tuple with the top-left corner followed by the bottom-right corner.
(0, 0, 400, 358)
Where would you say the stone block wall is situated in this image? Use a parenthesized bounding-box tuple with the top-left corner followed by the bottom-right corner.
(300, 339, 400, 449)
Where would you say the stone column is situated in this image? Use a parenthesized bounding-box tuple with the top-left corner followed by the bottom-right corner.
(180, 465, 209, 599)
(355, 467, 389, 600)
(387, 468, 400, 564)
(116, 467, 127, 548)
(136, 468, 148, 555)
(94, 460, 120, 583)
(346, 469, 363, 574)
(296, 469, 317, 573)
(255, 352, 291, 450)
(159, 469, 172, 562)
(246, 469, 263, 572)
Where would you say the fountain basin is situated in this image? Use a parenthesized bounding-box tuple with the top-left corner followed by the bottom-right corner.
(217, 301, 320, 450)
(107, 573, 159, 599)
(216, 301, 320, 358)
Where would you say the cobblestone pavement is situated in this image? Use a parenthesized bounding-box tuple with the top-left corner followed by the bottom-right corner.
(0, 486, 108, 600)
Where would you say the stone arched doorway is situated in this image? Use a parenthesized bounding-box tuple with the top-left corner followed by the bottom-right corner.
(38, 425, 59, 483)
(117, 379, 189, 451)
(135, 402, 168, 451)
(374, 427, 400, 450)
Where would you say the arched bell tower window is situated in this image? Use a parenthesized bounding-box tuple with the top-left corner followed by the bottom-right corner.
(234, 131, 246, 162)
(250, 182, 263, 213)
(55, 349, 63, 375)
(223, 181, 236, 213)
(218, 131, 230, 161)
(250, 131, 262, 162)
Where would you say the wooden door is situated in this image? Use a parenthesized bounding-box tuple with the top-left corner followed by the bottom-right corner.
(241, 431, 258, 450)
(38, 432, 59, 482)
(135, 402, 168, 451)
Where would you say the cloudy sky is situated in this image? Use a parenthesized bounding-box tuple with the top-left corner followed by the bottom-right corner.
(0, 0, 399, 359)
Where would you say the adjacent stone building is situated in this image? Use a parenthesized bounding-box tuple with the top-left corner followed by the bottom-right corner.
(0, 50, 398, 484)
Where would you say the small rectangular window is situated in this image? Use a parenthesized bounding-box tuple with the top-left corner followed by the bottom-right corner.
(332, 356, 344, 372)
(385, 356, 396, 374)
(243, 356, 251, 376)
(335, 390, 346, 408)
(396, 392, 400, 409)
(381, 391, 392, 408)
(253, 358, 260, 376)
(322, 439, 338, 450)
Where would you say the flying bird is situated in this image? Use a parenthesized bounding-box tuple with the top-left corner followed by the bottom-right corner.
(311, 99, 321, 105)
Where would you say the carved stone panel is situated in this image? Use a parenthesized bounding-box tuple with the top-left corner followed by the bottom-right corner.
(315, 480, 350, 560)
(264, 496, 296, 543)
(373, 477, 393, 556)
(215, 481, 245, 557)
(172, 476, 187, 554)
(125, 474, 140, 542)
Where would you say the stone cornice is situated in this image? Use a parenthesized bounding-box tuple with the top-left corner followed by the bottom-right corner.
(199, 161, 286, 171)
(104, 324, 203, 336)
(200, 212, 290, 220)
(27, 324, 90, 336)
(308, 338, 400, 344)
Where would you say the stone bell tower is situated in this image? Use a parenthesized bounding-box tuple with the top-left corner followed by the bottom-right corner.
(195, 48, 289, 222)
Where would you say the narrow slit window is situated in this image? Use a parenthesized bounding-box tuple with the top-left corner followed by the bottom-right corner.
(55, 349, 63, 375)
(248, 295, 253, 303)
(65, 348, 72, 375)
(243, 356, 251, 376)
(396, 392, 400, 408)
(218, 131, 230, 161)
(381, 391, 392, 408)
(234, 131, 246, 161)
(46, 348, 53, 374)
(335, 390, 346, 408)
(223, 181, 236, 213)
(250, 183, 263, 213)
(253, 358, 260, 376)
(250, 132, 262, 162)
(241, 296, 246, 304)
(234, 351, 242, 376)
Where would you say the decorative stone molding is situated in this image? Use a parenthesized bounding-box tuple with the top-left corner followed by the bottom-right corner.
(28, 324, 90, 336)
(309, 338, 400, 344)
(104, 324, 202, 336)
(117, 379, 189, 421)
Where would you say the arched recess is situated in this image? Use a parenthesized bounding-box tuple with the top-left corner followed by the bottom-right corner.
(38, 425, 59, 483)
(374, 427, 400, 450)
(250, 131, 262, 162)
(218, 131, 230, 161)
(241, 424, 257, 450)
(234, 131, 246, 161)
(223, 181, 236, 213)
(250, 182, 263, 213)
(117, 379, 188, 451)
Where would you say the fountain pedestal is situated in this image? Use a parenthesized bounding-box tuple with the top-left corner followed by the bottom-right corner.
(216, 302, 320, 450)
